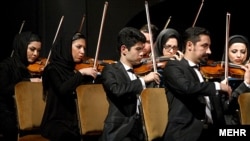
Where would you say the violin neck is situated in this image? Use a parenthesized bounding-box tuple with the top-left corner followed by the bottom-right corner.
(228, 63, 242, 69)
(141, 56, 171, 64)
(209, 61, 243, 69)
(157, 56, 171, 62)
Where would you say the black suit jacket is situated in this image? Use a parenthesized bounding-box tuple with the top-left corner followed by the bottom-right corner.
(163, 59, 219, 141)
(99, 61, 145, 141)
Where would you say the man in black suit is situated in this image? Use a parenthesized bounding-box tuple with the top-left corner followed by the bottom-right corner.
(99, 27, 160, 141)
(162, 26, 232, 141)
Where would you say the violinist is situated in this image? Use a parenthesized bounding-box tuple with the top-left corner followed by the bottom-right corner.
(0, 31, 42, 141)
(221, 35, 250, 125)
(99, 27, 160, 141)
(134, 28, 183, 78)
(163, 26, 232, 141)
(153, 28, 183, 87)
(41, 31, 97, 141)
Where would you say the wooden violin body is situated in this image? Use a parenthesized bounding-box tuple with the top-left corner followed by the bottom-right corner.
(200, 60, 245, 80)
(27, 58, 47, 76)
(134, 56, 171, 75)
(75, 57, 117, 72)
(134, 63, 153, 75)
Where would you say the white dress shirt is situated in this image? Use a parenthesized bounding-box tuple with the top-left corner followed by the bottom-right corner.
(188, 60, 213, 123)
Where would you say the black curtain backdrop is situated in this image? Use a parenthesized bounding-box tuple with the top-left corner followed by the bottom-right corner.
(2, 0, 249, 62)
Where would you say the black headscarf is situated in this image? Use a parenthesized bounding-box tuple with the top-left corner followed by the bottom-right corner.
(1, 31, 41, 82)
(0, 31, 41, 106)
(12, 31, 41, 67)
(42, 31, 86, 93)
(223, 35, 250, 64)
(154, 28, 181, 57)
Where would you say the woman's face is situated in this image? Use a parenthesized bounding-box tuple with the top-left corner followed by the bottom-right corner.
(27, 41, 42, 63)
(228, 43, 247, 65)
(72, 38, 86, 63)
(162, 38, 178, 58)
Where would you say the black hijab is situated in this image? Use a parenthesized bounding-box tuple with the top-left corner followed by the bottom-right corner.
(154, 28, 181, 57)
(222, 35, 250, 64)
(42, 32, 86, 93)
(1, 31, 41, 82)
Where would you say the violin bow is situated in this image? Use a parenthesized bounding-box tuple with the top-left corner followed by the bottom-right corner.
(163, 16, 171, 29)
(10, 20, 26, 57)
(78, 14, 86, 32)
(145, 1, 161, 89)
(246, 57, 250, 64)
(19, 20, 25, 34)
(93, 1, 108, 69)
(224, 12, 231, 84)
(145, 1, 157, 73)
(45, 16, 64, 66)
(192, 0, 204, 27)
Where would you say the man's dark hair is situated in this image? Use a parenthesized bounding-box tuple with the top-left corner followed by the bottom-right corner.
(117, 27, 146, 55)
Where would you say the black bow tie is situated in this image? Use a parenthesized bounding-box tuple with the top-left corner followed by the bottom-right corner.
(191, 65, 200, 70)
(127, 69, 134, 73)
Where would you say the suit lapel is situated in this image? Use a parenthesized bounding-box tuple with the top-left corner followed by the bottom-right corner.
(116, 61, 131, 81)
(181, 59, 207, 104)
(181, 59, 201, 82)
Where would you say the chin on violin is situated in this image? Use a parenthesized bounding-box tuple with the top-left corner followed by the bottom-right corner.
(27, 57, 47, 77)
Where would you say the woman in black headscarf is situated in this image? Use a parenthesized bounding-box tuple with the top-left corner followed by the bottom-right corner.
(154, 28, 183, 60)
(152, 28, 183, 87)
(41, 31, 98, 141)
(228, 35, 250, 65)
(223, 35, 250, 125)
(0, 31, 42, 141)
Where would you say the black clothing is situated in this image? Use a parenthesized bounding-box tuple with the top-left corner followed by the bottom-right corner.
(163, 59, 219, 141)
(41, 31, 91, 141)
(99, 62, 145, 141)
(153, 28, 181, 88)
(0, 31, 38, 141)
(218, 35, 250, 125)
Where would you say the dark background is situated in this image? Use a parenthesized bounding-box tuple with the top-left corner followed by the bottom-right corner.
(1, 0, 249, 62)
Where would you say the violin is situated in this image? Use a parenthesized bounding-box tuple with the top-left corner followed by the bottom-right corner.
(27, 16, 64, 77)
(200, 60, 245, 80)
(134, 63, 153, 75)
(134, 56, 172, 75)
(27, 57, 47, 76)
(75, 57, 117, 72)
